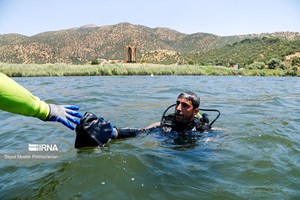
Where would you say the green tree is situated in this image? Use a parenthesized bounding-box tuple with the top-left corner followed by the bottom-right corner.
(267, 58, 285, 69)
(91, 59, 100, 65)
(246, 61, 265, 70)
(291, 57, 300, 66)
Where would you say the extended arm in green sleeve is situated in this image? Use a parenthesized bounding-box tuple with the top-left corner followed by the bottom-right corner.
(0, 73, 49, 120)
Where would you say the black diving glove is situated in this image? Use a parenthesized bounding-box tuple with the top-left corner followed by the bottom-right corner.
(75, 112, 116, 148)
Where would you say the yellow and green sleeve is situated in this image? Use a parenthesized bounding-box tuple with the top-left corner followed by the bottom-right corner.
(195, 112, 202, 119)
(0, 73, 49, 120)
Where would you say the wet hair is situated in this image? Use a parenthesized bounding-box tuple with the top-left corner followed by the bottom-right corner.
(177, 92, 200, 108)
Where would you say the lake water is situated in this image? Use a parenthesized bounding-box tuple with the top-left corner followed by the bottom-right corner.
(0, 75, 300, 199)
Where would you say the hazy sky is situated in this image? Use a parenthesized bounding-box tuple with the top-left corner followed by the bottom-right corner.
(0, 0, 299, 36)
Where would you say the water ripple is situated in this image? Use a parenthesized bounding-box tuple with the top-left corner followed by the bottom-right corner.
(1, 76, 300, 199)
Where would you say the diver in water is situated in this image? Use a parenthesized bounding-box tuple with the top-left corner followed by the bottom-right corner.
(75, 92, 220, 148)
(0, 73, 82, 130)
(146, 91, 207, 132)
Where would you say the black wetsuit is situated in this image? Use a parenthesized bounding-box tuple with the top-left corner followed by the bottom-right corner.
(160, 113, 211, 133)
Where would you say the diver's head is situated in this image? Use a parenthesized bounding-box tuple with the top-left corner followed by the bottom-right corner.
(177, 92, 200, 109)
(175, 92, 200, 124)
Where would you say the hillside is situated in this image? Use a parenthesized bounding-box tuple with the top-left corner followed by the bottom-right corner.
(185, 37, 300, 67)
(0, 22, 299, 65)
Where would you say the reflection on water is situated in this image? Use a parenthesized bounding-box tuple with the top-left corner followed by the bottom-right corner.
(1, 76, 300, 199)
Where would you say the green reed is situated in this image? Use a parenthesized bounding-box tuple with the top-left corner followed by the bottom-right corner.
(0, 62, 298, 77)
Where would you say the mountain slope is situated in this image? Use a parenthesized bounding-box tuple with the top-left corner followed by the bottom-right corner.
(0, 22, 299, 64)
(191, 37, 300, 66)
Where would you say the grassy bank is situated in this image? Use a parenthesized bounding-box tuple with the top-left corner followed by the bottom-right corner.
(0, 62, 298, 77)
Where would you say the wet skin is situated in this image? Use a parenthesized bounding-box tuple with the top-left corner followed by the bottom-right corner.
(175, 98, 199, 125)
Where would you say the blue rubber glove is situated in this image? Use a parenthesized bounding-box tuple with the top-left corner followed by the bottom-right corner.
(46, 104, 83, 130)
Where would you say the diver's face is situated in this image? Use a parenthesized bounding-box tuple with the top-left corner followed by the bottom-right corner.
(175, 98, 198, 124)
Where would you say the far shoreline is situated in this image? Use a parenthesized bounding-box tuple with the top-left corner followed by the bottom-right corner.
(0, 62, 298, 77)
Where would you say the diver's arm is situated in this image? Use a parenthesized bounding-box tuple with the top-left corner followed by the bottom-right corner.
(113, 122, 161, 139)
(144, 122, 160, 129)
(113, 128, 140, 139)
(0, 73, 82, 130)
